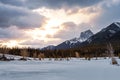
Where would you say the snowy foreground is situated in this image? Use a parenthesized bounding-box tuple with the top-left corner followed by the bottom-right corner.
(0, 58, 120, 80)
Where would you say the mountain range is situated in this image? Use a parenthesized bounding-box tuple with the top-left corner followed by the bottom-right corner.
(42, 22, 120, 50)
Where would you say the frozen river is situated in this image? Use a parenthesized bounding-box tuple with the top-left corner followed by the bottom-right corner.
(0, 58, 120, 80)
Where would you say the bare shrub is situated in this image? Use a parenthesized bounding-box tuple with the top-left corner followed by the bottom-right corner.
(107, 43, 119, 65)
(75, 52, 80, 58)
(20, 49, 28, 60)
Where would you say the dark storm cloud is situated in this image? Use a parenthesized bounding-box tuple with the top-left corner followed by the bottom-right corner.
(0, 2, 44, 28)
(0, 0, 103, 9)
(0, 0, 25, 7)
(0, 0, 103, 28)
(25, 0, 103, 9)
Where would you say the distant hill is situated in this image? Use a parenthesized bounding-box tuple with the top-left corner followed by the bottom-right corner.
(41, 45, 55, 50)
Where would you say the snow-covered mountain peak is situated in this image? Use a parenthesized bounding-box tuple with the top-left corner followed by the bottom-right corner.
(66, 30, 93, 45)
(113, 22, 120, 28)
(101, 22, 120, 33)
(79, 30, 94, 42)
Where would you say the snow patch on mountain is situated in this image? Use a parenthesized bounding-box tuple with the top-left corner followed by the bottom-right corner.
(109, 30, 116, 34)
(114, 22, 120, 28)
(69, 38, 79, 44)
(80, 30, 94, 42)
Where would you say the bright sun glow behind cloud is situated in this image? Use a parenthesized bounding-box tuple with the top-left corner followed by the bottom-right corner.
(33, 7, 97, 25)
(1, 40, 19, 48)
(25, 7, 100, 43)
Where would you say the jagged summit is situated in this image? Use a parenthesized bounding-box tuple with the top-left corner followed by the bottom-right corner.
(55, 29, 94, 49)
(66, 29, 93, 44)
(79, 30, 93, 42)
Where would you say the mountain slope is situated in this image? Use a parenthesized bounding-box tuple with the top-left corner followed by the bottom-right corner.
(109, 31, 120, 42)
(86, 22, 120, 44)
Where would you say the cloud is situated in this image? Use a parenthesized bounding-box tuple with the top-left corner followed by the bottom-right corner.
(0, 2, 45, 29)
(20, 39, 44, 46)
(25, 0, 103, 9)
(19, 38, 61, 48)
(0, 26, 28, 39)
(0, 0, 25, 7)
(0, 0, 103, 9)
(53, 22, 93, 40)
(90, 0, 120, 31)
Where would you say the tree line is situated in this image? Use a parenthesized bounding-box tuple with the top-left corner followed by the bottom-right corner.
(0, 42, 120, 61)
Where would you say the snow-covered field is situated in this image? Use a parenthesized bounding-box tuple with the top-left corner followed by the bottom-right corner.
(0, 58, 120, 80)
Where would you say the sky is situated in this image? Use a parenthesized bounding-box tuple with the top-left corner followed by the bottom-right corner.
(0, 0, 120, 48)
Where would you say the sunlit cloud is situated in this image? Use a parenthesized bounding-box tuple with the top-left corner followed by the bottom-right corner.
(27, 7, 101, 43)
(0, 40, 25, 48)
(5, 6, 101, 48)
(0, 0, 119, 48)
(33, 7, 100, 25)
